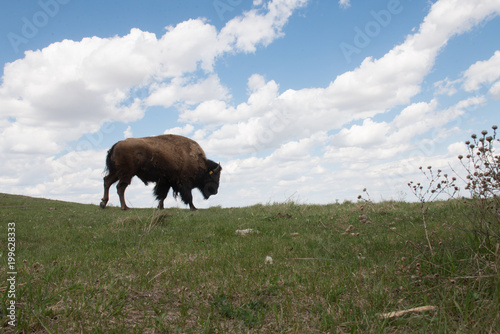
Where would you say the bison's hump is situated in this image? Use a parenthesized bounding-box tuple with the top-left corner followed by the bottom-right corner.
(112, 135, 208, 176)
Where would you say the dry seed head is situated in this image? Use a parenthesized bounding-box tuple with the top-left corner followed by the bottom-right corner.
(493, 125, 498, 130)
(472, 134, 477, 139)
(481, 130, 488, 135)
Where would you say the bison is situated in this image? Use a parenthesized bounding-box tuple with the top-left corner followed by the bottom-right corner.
(99, 134, 221, 210)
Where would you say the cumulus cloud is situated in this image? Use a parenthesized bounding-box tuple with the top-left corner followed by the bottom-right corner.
(339, 0, 351, 9)
(194, 0, 500, 160)
(164, 124, 195, 136)
(219, 0, 308, 53)
(434, 78, 460, 96)
(124, 126, 133, 139)
(461, 50, 500, 100)
(489, 80, 500, 99)
(146, 75, 230, 109)
(325, 96, 485, 165)
(0, 0, 307, 156)
(462, 50, 500, 91)
(180, 74, 280, 125)
(332, 119, 391, 148)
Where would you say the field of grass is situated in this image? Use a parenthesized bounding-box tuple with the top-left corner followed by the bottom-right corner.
(0, 192, 499, 333)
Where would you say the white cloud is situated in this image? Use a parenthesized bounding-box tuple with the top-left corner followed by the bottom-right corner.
(324, 96, 485, 166)
(124, 126, 133, 139)
(163, 124, 195, 136)
(434, 77, 460, 96)
(393, 100, 438, 130)
(489, 80, 500, 99)
(462, 50, 500, 91)
(146, 75, 230, 109)
(180, 74, 279, 125)
(219, 0, 308, 53)
(197, 1, 500, 158)
(332, 119, 391, 148)
(0, 0, 307, 158)
(339, 0, 351, 9)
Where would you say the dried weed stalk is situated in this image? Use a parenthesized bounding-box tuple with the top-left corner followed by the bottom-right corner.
(452, 125, 500, 247)
(408, 166, 459, 254)
(359, 125, 500, 255)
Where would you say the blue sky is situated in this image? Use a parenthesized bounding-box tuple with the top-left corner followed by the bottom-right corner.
(1, 0, 499, 209)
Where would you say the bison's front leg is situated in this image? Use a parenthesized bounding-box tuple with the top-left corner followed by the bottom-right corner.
(179, 186, 197, 211)
(117, 180, 131, 210)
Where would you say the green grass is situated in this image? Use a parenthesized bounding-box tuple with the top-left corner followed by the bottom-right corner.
(0, 193, 498, 333)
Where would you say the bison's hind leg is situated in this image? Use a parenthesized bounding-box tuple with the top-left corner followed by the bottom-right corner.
(154, 180, 170, 210)
(116, 176, 134, 210)
(100, 173, 119, 209)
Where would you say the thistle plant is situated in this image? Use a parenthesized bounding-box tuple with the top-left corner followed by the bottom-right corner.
(453, 125, 500, 246)
(407, 125, 500, 253)
(408, 167, 459, 254)
(359, 126, 499, 254)
(458, 125, 499, 198)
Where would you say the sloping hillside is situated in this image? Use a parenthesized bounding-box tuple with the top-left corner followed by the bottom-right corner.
(0, 193, 498, 333)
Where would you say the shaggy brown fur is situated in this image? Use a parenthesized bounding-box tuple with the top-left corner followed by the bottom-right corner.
(100, 134, 221, 210)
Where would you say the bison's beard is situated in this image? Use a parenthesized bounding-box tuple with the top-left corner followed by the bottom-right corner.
(202, 182, 219, 199)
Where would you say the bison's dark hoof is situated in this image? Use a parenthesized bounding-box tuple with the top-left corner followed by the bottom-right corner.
(100, 201, 107, 209)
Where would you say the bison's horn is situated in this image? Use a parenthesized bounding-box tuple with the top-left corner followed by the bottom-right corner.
(214, 163, 221, 173)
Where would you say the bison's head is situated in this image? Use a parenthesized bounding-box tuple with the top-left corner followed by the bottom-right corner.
(202, 161, 222, 199)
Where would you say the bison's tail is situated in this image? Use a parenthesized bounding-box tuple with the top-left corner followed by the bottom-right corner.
(103, 143, 117, 176)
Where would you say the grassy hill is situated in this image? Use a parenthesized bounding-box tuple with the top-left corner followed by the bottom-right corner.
(0, 193, 499, 333)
